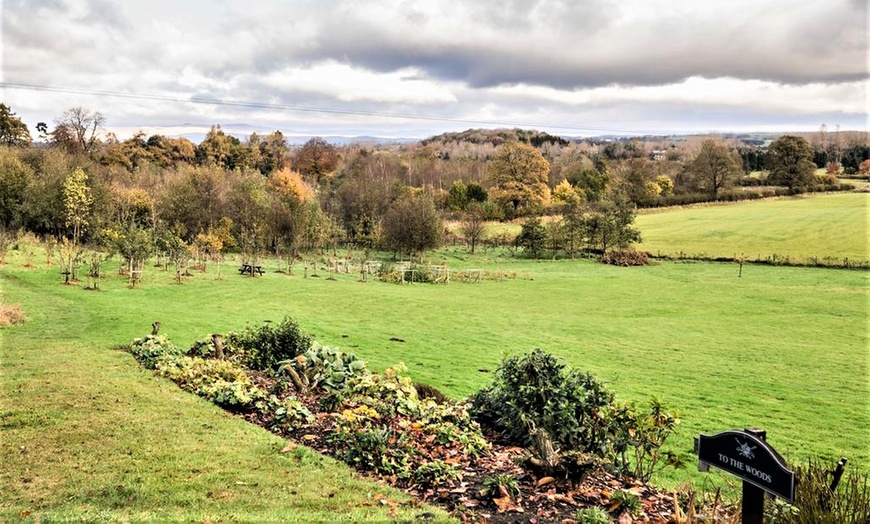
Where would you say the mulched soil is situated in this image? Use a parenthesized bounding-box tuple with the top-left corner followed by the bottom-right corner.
(241, 372, 688, 523)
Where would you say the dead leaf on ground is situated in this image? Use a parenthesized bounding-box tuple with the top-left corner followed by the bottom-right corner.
(280, 443, 297, 453)
(536, 476, 556, 488)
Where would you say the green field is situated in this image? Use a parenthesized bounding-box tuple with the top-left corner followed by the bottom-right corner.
(636, 192, 869, 262)
(2, 193, 868, 519)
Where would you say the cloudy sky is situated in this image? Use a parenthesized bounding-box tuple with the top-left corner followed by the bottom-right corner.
(1, 0, 867, 140)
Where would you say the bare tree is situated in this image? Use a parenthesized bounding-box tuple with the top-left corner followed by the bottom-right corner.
(459, 202, 487, 254)
(55, 106, 105, 154)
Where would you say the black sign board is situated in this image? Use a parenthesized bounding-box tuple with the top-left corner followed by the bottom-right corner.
(696, 429, 795, 502)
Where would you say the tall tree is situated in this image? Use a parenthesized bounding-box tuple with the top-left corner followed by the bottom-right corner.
(766, 135, 816, 191)
(55, 106, 105, 154)
(486, 141, 551, 216)
(0, 103, 32, 147)
(294, 137, 338, 182)
(380, 193, 442, 258)
(689, 139, 743, 198)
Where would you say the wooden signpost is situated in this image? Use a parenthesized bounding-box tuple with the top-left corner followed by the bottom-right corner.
(695, 428, 794, 524)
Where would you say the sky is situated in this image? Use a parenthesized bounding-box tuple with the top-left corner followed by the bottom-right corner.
(1, 0, 867, 141)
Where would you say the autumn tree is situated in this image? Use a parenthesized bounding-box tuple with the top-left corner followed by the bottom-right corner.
(767, 135, 816, 191)
(295, 137, 338, 182)
(0, 103, 32, 147)
(486, 141, 551, 217)
(63, 167, 93, 245)
(688, 139, 743, 198)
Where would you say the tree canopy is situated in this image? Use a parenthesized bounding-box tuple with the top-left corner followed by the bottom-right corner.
(486, 141, 551, 216)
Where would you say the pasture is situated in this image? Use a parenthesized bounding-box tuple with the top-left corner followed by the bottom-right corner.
(636, 192, 869, 263)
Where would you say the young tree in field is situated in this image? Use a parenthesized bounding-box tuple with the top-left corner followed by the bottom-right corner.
(459, 202, 487, 254)
(0, 103, 32, 147)
(486, 141, 551, 217)
(688, 139, 743, 199)
(584, 197, 641, 253)
(766, 135, 816, 192)
(515, 216, 547, 258)
(380, 193, 442, 259)
(63, 167, 93, 246)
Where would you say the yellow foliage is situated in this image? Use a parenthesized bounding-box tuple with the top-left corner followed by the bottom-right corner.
(270, 168, 314, 202)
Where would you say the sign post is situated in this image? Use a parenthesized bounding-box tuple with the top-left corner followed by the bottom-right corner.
(695, 428, 794, 524)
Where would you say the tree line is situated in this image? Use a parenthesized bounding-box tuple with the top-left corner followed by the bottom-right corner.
(0, 102, 867, 270)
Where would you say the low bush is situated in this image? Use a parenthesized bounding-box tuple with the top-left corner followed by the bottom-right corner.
(155, 356, 270, 410)
(329, 366, 489, 480)
(575, 507, 612, 524)
(235, 317, 313, 374)
(607, 398, 683, 481)
(471, 349, 614, 455)
(129, 334, 184, 369)
(277, 344, 367, 400)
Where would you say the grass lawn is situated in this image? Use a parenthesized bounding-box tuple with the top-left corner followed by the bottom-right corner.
(636, 192, 869, 263)
(2, 242, 867, 511)
(0, 257, 448, 521)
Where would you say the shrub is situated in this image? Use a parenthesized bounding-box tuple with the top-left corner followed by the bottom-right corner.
(277, 344, 368, 401)
(129, 334, 184, 369)
(471, 349, 614, 455)
(601, 249, 650, 266)
(607, 398, 683, 481)
(235, 317, 313, 374)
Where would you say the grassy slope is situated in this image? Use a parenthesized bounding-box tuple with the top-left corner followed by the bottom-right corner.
(0, 264, 446, 522)
(636, 192, 870, 261)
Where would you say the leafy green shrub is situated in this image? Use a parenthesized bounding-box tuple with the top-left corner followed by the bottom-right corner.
(235, 317, 313, 374)
(155, 356, 270, 409)
(765, 460, 870, 523)
(575, 507, 612, 524)
(471, 349, 614, 455)
(277, 344, 368, 400)
(129, 334, 183, 369)
(607, 397, 683, 481)
(413, 459, 461, 488)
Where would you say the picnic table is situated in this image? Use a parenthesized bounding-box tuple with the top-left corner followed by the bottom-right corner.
(238, 263, 264, 276)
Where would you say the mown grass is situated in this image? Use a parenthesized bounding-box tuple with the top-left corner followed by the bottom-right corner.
(2, 241, 867, 506)
(636, 192, 869, 263)
(0, 259, 448, 522)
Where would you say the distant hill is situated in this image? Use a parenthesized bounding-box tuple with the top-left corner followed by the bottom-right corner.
(421, 128, 569, 148)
